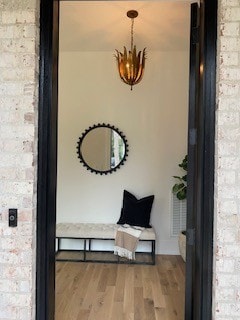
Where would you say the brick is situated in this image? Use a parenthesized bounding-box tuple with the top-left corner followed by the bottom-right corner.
(0, 167, 27, 181)
(235, 259, 240, 272)
(220, 67, 240, 81)
(0, 306, 17, 319)
(0, 153, 33, 168)
(22, 196, 33, 208)
(216, 302, 240, 316)
(218, 157, 240, 170)
(217, 200, 238, 215)
(0, 110, 22, 123)
(218, 111, 239, 126)
(1, 38, 35, 53)
(24, 112, 35, 124)
(215, 287, 235, 301)
(0, 280, 18, 293)
(0, 195, 23, 208)
(220, 22, 240, 36)
(216, 258, 236, 272)
(18, 307, 31, 320)
(2, 68, 36, 81)
(19, 251, 33, 265)
(18, 54, 36, 68)
(23, 141, 33, 153)
(0, 82, 24, 95)
(1, 237, 32, 251)
(0, 96, 35, 112)
(217, 228, 238, 244)
(0, 251, 21, 264)
(222, 8, 240, 21)
(219, 96, 240, 113)
(0, 292, 32, 307)
(220, 37, 240, 52)
(23, 25, 37, 38)
(19, 280, 31, 293)
(217, 126, 240, 141)
(0, 25, 23, 38)
(1, 11, 36, 24)
(0, 53, 18, 68)
(1, 140, 25, 153)
(220, 52, 239, 66)
(0, 125, 34, 140)
(0, 223, 33, 237)
(0, 181, 34, 195)
(216, 213, 239, 229)
(217, 244, 240, 259)
(219, 82, 239, 96)
(218, 141, 237, 156)
(217, 170, 236, 185)
(221, 0, 240, 6)
(0, 265, 32, 280)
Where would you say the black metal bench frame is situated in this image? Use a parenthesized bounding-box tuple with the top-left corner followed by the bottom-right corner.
(56, 236, 156, 265)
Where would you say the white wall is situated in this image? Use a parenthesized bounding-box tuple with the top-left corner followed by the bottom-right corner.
(57, 50, 189, 254)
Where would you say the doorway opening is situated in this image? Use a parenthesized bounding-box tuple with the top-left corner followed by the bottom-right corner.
(56, 1, 189, 318)
(36, 0, 217, 319)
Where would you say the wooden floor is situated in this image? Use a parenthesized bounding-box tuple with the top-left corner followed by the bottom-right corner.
(55, 255, 185, 320)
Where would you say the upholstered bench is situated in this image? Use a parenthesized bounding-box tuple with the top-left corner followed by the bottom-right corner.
(56, 223, 156, 265)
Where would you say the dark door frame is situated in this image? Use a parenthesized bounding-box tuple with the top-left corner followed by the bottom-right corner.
(36, 1, 218, 319)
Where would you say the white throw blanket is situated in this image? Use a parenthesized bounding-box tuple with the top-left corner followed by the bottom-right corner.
(114, 224, 144, 260)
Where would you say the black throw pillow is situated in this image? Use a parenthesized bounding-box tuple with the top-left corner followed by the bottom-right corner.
(117, 190, 154, 228)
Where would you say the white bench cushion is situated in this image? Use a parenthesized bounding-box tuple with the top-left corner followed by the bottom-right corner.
(56, 223, 156, 241)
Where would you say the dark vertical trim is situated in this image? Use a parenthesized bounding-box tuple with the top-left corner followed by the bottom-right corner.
(186, 0, 218, 319)
(36, 0, 59, 319)
(185, 4, 200, 320)
(201, 0, 218, 318)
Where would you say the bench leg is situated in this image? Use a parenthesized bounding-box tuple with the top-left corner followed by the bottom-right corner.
(83, 239, 86, 261)
(152, 240, 156, 265)
(57, 238, 61, 252)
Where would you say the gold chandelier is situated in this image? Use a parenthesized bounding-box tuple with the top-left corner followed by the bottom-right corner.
(115, 10, 146, 90)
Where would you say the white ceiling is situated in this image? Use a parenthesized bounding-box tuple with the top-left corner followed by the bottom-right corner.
(59, 1, 192, 52)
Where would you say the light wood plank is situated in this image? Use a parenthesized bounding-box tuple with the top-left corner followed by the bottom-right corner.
(134, 287, 145, 320)
(55, 254, 185, 320)
(114, 264, 126, 302)
(123, 267, 134, 314)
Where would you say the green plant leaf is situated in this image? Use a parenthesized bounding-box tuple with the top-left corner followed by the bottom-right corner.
(172, 183, 185, 194)
(172, 155, 188, 199)
(172, 184, 179, 193)
(173, 176, 183, 181)
(179, 155, 188, 171)
(177, 187, 187, 200)
(182, 175, 187, 182)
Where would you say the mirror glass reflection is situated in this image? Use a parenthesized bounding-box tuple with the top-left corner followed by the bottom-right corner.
(77, 125, 128, 174)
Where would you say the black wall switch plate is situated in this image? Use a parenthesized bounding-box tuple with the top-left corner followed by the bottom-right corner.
(9, 209, 18, 227)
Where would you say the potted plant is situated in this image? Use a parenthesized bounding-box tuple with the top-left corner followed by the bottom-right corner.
(172, 155, 187, 261)
(172, 155, 187, 200)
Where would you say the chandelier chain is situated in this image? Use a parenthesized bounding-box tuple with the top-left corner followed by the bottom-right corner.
(131, 18, 134, 51)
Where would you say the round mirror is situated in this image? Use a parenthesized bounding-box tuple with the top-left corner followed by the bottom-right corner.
(77, 124, 129, 175)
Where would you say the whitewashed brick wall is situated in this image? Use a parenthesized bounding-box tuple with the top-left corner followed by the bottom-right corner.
(214, 0, 240, 319)
(0, 1, 39, 319)
(0, 0, 240, 319)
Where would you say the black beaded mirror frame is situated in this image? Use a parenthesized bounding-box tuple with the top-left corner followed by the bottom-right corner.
(76, 123, 129, 175)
